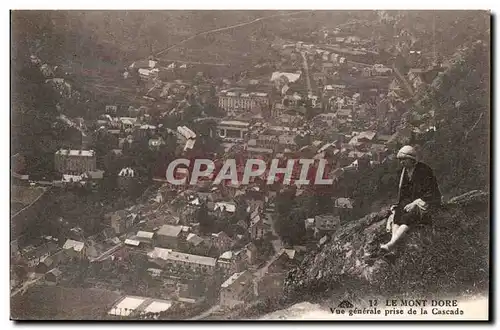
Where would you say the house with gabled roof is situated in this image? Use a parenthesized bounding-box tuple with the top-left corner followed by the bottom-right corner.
(156, 225, 183, 249)
(219, 271, 254, 308)
(211, 231, 234, 254)
(63, 239, 86, 259)
(249, 207, 265, 241)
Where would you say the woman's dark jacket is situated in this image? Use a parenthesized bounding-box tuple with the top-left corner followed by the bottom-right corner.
(397, 161, 442, 208)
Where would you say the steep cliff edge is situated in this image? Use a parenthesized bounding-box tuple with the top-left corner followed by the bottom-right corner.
(285, 190, 489, 302)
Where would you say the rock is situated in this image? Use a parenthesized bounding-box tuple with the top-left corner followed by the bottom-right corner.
(286, 191, 489, 298)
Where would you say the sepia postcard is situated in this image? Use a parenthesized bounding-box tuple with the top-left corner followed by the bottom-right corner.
(10, 10, 490, 321)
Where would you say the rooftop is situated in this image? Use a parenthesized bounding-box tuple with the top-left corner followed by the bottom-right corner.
(124, 239, 141, 247)
(157, 225, 182, 238)
(48, 267, 62, 277)
(118, 167, 135, 177)
(270, 71, 302, 83)
(219, 91, 268, 98)
(163, 251, 216, 267)
(108, 296, 145, 316)
(62, 239, 85, 252)
(186, 233, 204, 246)
(144, 300, 172, 314)
(147, 247, 173, 260)
(177, 126, 197, 140)
(221, 271, 250, 288)
(219, 251, 234, 260)
(335, 197, 354, 209)
(137, 231, 154, 239)
(214, 202, 236, 213)
(218, 120, 250, 128)
(56, 149, 95, 157)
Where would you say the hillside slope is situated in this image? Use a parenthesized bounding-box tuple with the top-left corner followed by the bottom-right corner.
(285, 190, 489, 301)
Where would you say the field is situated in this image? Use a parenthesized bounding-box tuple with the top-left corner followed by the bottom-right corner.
(11, 286, 121, 320)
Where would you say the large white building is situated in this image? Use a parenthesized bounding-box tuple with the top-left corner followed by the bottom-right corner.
(216, 120, 250, 141)
(54, 149, 96, 175)
(147, 248, 217, 274)
(218, 90, 269, 116)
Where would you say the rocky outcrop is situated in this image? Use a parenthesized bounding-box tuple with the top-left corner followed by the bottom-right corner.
(285, 190, 489, 302)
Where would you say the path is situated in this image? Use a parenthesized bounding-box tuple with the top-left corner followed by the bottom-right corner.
(266, 213, 283, 254)
(300, 52, 312, 94)
(188, 304, 221, 320)
(392, 63, 414, 96)
(11, 273, 44, 298)
(90, 243, 124, 262)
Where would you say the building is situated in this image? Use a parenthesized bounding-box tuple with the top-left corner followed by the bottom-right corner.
(324, 84, 346, 97)
(213, 202, 236, 214)
(304, 218, 315, 231)
(117, 167, 137, 191)
(185, 233, 207, 254)
(148, 136, 165, 151)
(217, 250, 247, 274)
(270, 71, 301, 84)
(110, 210, 136, 235)
(118, 166, 135, 178)
(250, 134, 278, 151)
(271, 103, 286, 118)
(334, 197, 354, 209)
(35, 256, 54, 274)
(216, 120, 250, 141)
(136, 231, 155, 245)
(337, 108, 353, 121)
(218, 90, 269, 116)
(244, 242, 258, 265)
(314, 214, 341, 232)
(211, 231, 234, 253)
(105, 105, 118, 114)
(249, 208, 265, 241)
(156, 225, 183, 249)
(20, 242, 59, 270)
(371, 64, 393, 76)
(107, 295, 173, 318)
(334, 197, 354, 221)
(62, 239, 86, 259)
(135, 124, 156, 139)
(148, 248, 217, 274)
(219, 271, 254, 308)
(267, 249, 297, 274)
(255, 272, 286, 298)
(45, 268, 63, 285)
(349, 131, 377, 150)
(54, 149, 96, 175)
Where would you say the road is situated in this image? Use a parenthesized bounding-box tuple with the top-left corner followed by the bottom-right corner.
(156, 59, 229, 67)
(347, 60, 373, 68)
(11, 273, 44, 298)
(300, 52, 312, 94)
(392, 63, 414, 96)
(151, 11, 313, 59)
(253, 213, 285, 279)
(266, 213, 283, 254)
(188, 304, 221, 320)
(90, 243, 124, 262)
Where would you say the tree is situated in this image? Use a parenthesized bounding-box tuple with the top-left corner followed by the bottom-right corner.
(197, 202, 214, 234)
(274, 188, 308, 245)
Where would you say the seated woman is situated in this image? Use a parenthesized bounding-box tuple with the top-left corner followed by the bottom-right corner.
(381, 145, 442, 251)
